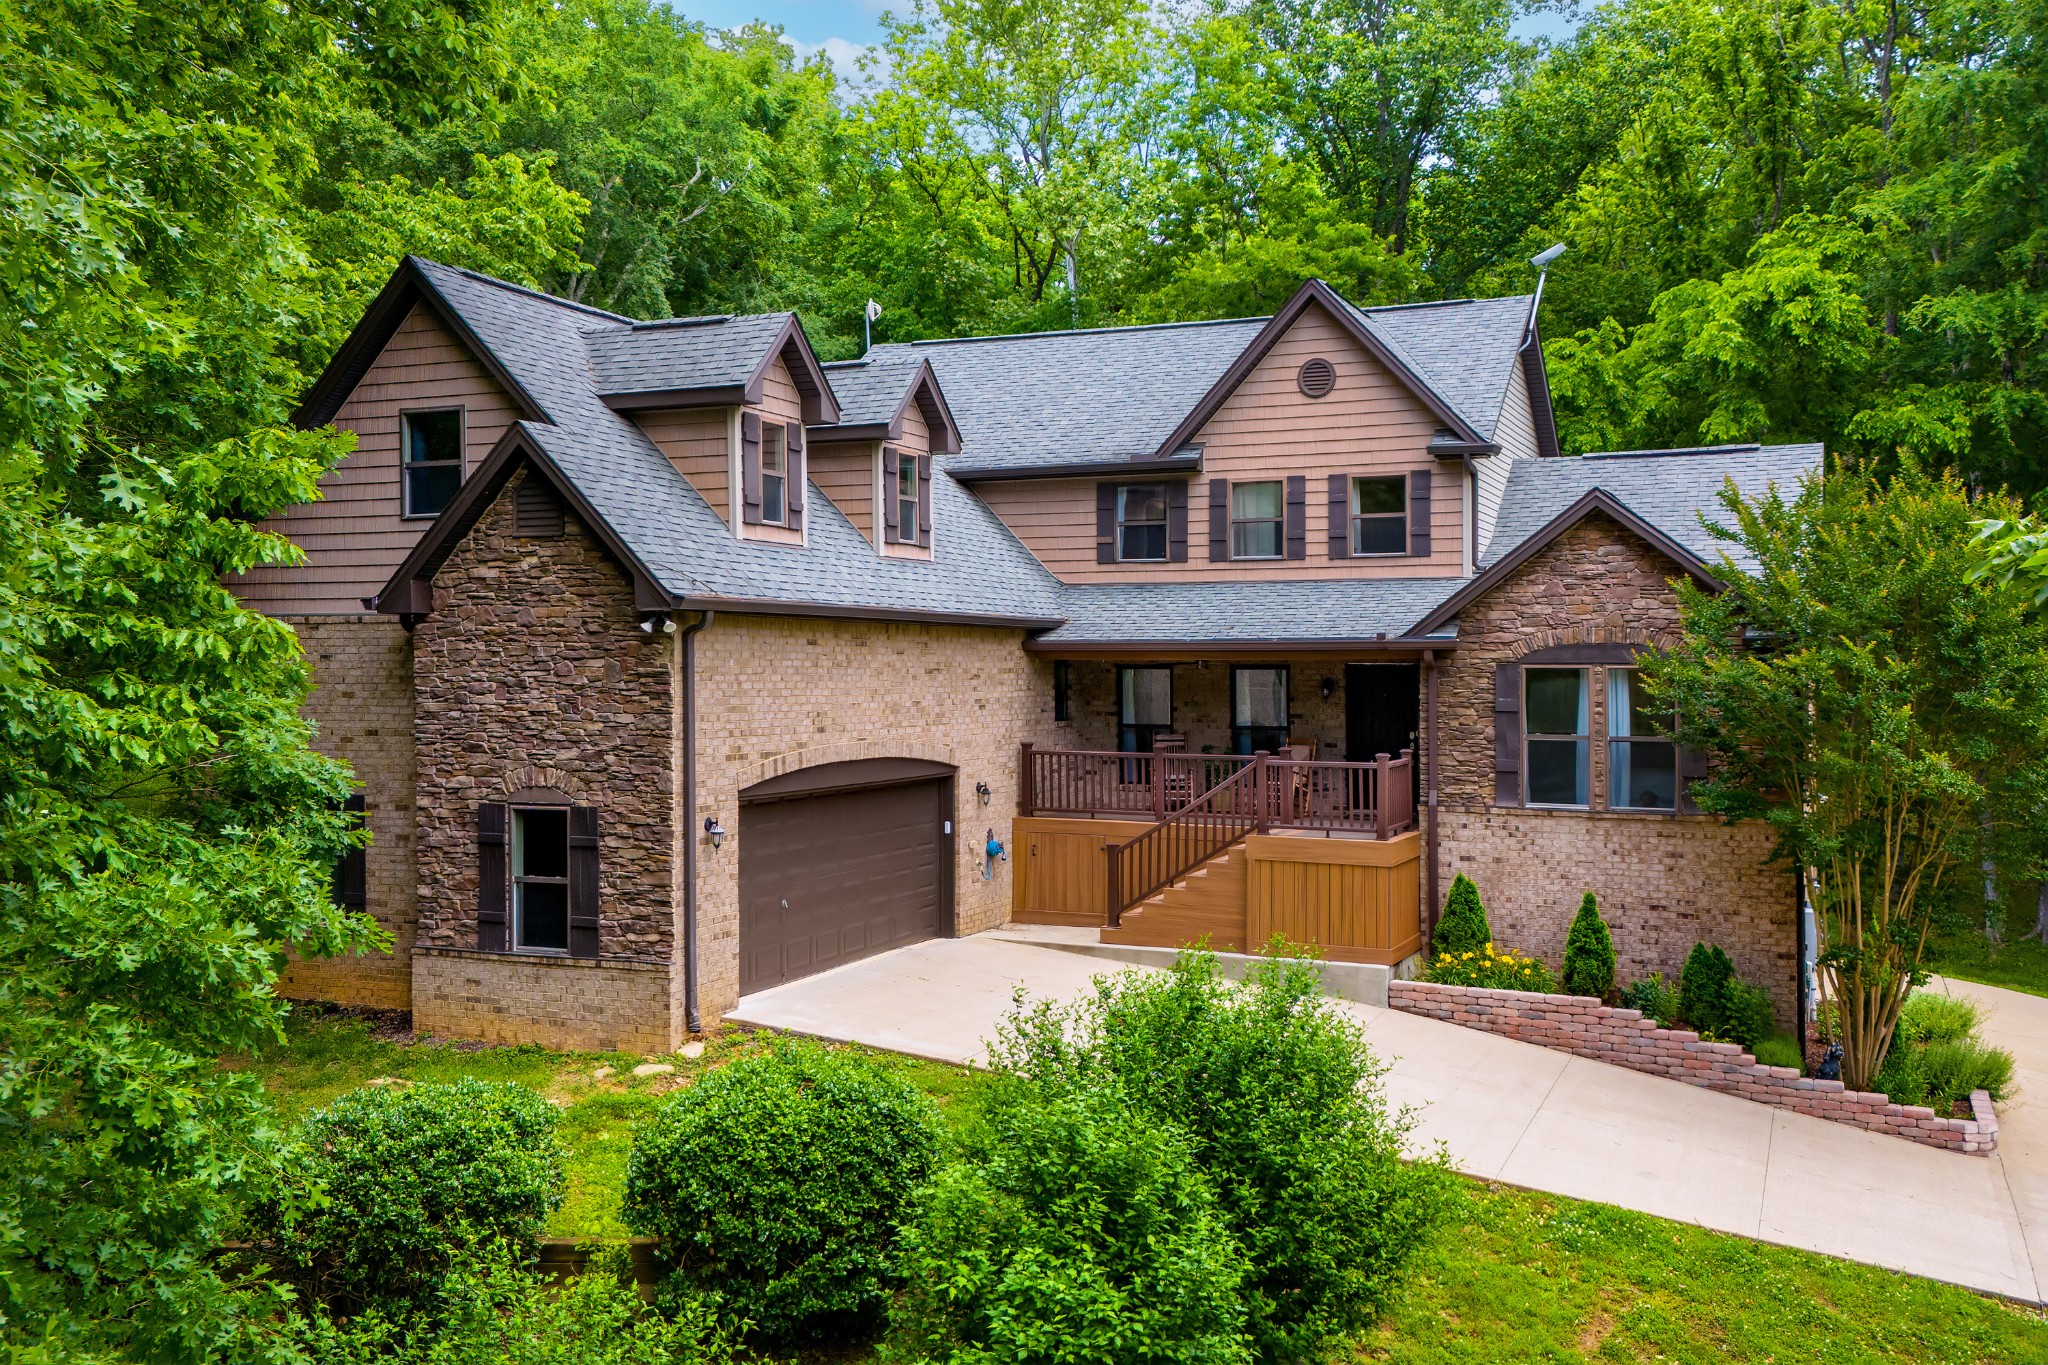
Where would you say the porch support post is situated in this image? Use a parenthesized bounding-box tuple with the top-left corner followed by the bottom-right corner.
(1375, 752, 1391, 840)
(1019, 742, 1034, 817)
(1423, 649, 1440, 942)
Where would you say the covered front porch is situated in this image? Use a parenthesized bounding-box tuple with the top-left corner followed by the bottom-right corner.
(1014, 647, 1440, 967)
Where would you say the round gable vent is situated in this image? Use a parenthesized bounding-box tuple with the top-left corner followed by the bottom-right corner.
(1298, 357, 1336, 398)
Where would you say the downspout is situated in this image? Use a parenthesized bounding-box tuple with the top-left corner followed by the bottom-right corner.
(1423, 649, 1441, 940)
(676, 609, 715, 1035)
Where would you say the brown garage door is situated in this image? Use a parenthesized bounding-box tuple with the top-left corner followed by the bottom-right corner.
(739, 767, 951, 994)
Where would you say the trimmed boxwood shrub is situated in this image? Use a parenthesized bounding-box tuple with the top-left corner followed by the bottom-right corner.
(261, 1079, 565, 1313)
(991, 951, 1458, 1363)
(889, 1085, 1251, 1365)
(623, 1039, 939, 1346)
(1561, 892, 1616, 1000)
(1432, 873, 1491, 957)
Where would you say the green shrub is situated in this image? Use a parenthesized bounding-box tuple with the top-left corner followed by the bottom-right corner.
(991, 951, 1458, 1363)
(261, 1079, 564, 1313)
(1918, 1038, 2015, 1110)
(1618, 974, 1676, 1026)
(1723, 982, 1775, 1052)
(1677, 943, 1735, 1036)
(888, 1085, 1251, 1365)
(1433, 873, 1491, 957)
(1874, 1043, 1929, 1107)
(1751, 1035, 1804, 1070)
(1423, 943, 1558, 993)
(1561, 892, 1616, 1000)
(622, 1039, 939, 1346)
(1898, 991, 1981, 1047)
(296, 1243, 730, 1365)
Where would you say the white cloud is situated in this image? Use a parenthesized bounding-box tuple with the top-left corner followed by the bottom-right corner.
(785, 34, 888, 89)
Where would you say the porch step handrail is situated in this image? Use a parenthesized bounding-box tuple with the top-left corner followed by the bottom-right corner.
(1021, 744, 1253, 820)
(1106, 760, 1265, 926)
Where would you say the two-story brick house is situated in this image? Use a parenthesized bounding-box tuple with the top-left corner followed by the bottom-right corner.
(236, 256, 1817, 1051)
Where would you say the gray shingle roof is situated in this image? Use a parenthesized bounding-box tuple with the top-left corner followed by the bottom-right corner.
(820, 353, 929, 427)
(867, 318, 1269, 471)
(1040, 577, 1468, 645)
(582, 313, 793, 397)
(1340, 295, 1533, 441)
(1482, 443, 1823, 573)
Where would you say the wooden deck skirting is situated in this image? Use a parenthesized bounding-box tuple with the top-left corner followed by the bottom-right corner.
(1015, 819, 1423, 965)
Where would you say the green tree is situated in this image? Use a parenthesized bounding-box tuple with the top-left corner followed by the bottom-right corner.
(1433, 873, 1492, 956)
(1561, 892, 1617, 1000)
(1642, 465, 2048, 1090)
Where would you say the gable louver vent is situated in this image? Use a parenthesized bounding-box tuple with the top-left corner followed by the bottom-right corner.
(514, 476, 565, 538)
(1297, 357, 1336, 398)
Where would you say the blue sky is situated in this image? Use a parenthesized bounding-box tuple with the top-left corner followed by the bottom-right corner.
(668, 0, 1583, 78)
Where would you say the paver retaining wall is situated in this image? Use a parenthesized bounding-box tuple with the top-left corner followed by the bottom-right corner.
(1389, 980, 1998, 1156)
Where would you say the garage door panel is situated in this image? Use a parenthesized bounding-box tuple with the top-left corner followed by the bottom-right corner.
(739, 779, 947, 993)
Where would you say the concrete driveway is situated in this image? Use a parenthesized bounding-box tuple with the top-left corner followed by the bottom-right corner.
(729, 930, 2046, 1302)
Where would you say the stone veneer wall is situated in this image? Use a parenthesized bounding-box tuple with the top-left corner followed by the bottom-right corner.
(691, 614, 1074, 1021)
(1390, 981, 1999, 1156)
(410, 468, 681, 1049)
(1433, 513, 1799, 1028)
(279, 615, 417, 1010)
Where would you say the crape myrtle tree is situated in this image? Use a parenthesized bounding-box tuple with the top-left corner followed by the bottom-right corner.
(1640, 465, 2048, 1092)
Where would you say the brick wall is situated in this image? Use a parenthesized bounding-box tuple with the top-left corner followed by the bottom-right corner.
(1433, 512, 1799, 1027)
(279, 615, 416, 1010)
(691, 614, 1072, 1019)
(410, 468, 681, 1047)
(413, 948, 673, 1053)
(1390, 980, 1998, 1156)
(1063, 657, 1357, 758)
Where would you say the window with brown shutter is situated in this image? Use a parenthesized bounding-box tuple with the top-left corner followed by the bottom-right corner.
(1350, 476, 1407, 554)
(1096, 482, 1117, 563)
(740, 412, 763, 524)
(1408, 469, 1432, 556)
(332, 794, 367, 910)
(785, 422, 806, 533)
(1327, 475, 1349, 559)
(478, 803, 509, 951)
(1166, 481, 1188, 562)
(568, 806, 600, 958)
(916, 453, 932, 547)
(512, 806, 570, 952)
(1208, 478, 1231, 561)
(1285, 475, 1307, 560)
(1492, 664, 1522, 807)
(882, 449, 900, 542)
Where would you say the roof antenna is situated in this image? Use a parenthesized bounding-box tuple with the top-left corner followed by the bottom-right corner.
(864, 298, 882, 355)
(1526, 243, 1565, 343)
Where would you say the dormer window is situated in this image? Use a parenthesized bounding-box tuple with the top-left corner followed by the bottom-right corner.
(895, 454, 919, 543)
(761, 425, 788, 525)
(883, 447, 931, 549)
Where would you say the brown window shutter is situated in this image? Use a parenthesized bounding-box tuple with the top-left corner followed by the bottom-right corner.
(1285, 475, 1307, 560)
(1096, 482, 1116, 564)
(332, 793, 367, 910)
(1493, 664, 1523, 807)
(1408, 469, 1432, 557)
(1167, 480, 1188, 562)
(1327, 474, 1350, 559)
(568, 805, 600, 959)
(478, 802, 509, 951)
(882, 448, 900, 542)
(1208, 478, 1230, 561)
(785, 421, 806, 532)
(1678, 746, 1709, 814)
(916, 453, 933, 547)
(740, 411, 763, 524)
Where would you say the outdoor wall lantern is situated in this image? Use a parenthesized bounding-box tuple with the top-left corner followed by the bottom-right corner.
(703, 816, 726, 850)
(1320, 676, 1337, 701)
(975, 781, 992, 805)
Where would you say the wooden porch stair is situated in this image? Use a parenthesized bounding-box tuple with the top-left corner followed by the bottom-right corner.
(1099, 845, 1250, 954)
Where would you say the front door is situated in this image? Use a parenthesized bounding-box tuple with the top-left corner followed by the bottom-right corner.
(1345, 663, 1420, 765)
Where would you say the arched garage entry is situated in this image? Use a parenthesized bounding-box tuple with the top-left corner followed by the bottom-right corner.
(737, 758, 957, 994)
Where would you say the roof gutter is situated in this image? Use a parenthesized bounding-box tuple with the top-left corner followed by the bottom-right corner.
(671, 595, 1065, 632)
(1023, 635, 1457, 658)
(948, 453, 1203, 483)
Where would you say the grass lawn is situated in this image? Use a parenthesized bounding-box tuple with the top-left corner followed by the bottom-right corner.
(1926, 924, 2048, 1001)
(237, 1007, 2048, 1363)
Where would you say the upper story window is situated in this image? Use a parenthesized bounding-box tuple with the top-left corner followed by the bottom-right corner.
(1350, 476, 1407, 555)
(511, 806, 570, 953)
(760, 424, 788, 525)
(895, 453, 920, 544)
(401, 410, 463, 518)
(1525, 667, 1589, 807)
(1231, 480, 1284, 559)
(1608, 669, 1677, 810)
(1118, 484, 1167, 561)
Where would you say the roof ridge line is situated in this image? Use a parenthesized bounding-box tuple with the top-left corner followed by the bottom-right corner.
(1581, 443, 1765, 460)
(414, 257, 636, 325)
(902, 315, 1271, 347)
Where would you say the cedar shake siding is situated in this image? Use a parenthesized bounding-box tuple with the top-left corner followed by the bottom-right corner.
(637, 406, 732, 526)
(809, 445, 877, 545)
(235, 301, 521, 614)
(972, 302, 1463, 583)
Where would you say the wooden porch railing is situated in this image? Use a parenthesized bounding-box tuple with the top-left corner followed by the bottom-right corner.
(1089, 748, 1417, 925)
(1019, 744, 1253, 820)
